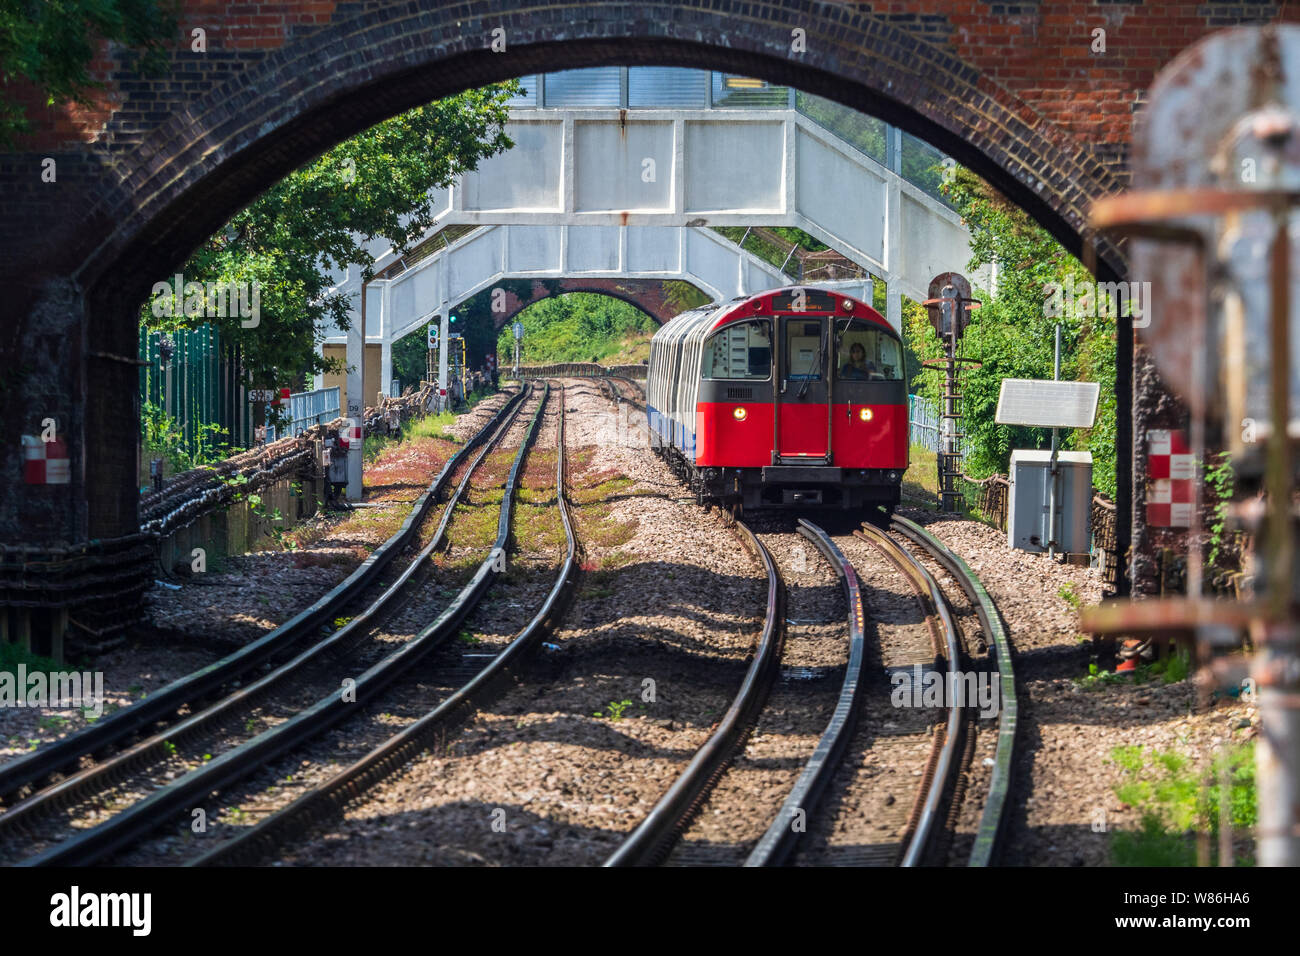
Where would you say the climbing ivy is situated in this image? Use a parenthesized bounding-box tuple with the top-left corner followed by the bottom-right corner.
(907, 166, 1119, 497)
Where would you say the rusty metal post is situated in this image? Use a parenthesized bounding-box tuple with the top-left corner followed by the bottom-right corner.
(1084, 25, 1300, 866)
(1255, 204, 1299, 866)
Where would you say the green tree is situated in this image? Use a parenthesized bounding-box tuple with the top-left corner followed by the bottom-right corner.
(496, 293, 658, 366)
(0, 0, 177, 147)
(142, 83, 520, 391)
(908, 166, 1118, 496)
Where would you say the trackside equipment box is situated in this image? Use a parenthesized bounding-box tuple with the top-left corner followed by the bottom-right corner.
(1007, 450, 1093, 554)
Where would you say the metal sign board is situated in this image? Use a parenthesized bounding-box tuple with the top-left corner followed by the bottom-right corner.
(995, 378, 1100, 429)
(513, 321, 524, 339)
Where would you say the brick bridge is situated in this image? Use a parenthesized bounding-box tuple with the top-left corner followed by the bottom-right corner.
(2, 0, 1292, 634)
(486, 279, 683, 330)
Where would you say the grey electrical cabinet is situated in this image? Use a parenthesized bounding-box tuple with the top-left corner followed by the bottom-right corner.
(1007, 450, 1093, 554)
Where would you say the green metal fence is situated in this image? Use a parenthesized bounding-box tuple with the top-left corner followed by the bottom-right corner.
(138, 325, 251, 462)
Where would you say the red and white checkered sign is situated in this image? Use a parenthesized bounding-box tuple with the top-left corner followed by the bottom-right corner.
(338, 420, 362, 450)
(23, 436, 70, 484)
(1147, 429, 1193, 527)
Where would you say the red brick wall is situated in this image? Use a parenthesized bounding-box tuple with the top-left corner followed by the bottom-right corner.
(12, 2, 1292, 164)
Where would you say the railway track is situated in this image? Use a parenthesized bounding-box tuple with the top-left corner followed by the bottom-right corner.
(0, 387, 525, 810)
(7, 384, 553, 866)
(188, 385, 578, 866)
(603, 508, 1014, 866)
(584, 371, 1015, 867)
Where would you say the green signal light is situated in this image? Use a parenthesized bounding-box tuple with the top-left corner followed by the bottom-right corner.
(449, 314, 458, 324)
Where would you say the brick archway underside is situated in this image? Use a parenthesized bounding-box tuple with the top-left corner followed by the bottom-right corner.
(483, 279, 686, 332)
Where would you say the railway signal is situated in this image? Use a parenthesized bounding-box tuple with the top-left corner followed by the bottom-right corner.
(921, 273, 981, 513)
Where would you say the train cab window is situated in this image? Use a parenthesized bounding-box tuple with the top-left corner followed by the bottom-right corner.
(786, 321, 823, 381)
(703, 320, 771, 379)
(836, 325, 902, 381)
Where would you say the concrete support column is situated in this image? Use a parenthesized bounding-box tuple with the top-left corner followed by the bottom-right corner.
(380, 280, 393, 400)
(345, 281, 365, 500)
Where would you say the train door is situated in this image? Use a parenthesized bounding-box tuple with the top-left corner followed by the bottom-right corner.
(776, 316, 830, 460)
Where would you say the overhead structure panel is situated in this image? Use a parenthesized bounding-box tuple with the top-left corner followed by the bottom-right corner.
(686, 228, 742, 295)
(574, 120, 674, 212)
(627, 226, 681, 272)
(412, 261, 439, 313)
(567, 226, 622, 272)
(899, 192, 969, 287)
(460, 121, 562, 211)
(391, 277, 414, 330)
(795, 126, 887, 263)
(507, 224, 561, 272)
(447, 229, 504, 301)
(684, 120, 783, 213)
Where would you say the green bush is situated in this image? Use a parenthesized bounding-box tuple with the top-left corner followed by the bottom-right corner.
(1108, 743, 1256, 866)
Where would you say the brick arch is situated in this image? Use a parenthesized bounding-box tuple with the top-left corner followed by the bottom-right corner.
(2, 0, 1142, 583)
(40, 0, 1129, 308)
(483, 279, 695, 332)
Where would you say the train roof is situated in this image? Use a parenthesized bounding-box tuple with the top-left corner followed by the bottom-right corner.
(652, 286, 895, 345)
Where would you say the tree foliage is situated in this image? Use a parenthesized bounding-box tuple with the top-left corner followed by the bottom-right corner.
(142, 83, 519, 390)
(496, 293, 658, 366)
(0, 0, 177, 147)
(908, 166, 1118, 496)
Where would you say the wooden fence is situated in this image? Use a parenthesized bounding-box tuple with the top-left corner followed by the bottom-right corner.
(960, 472, 1120, 589)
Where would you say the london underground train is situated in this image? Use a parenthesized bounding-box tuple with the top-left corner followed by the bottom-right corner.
(646, 286, 908, 512)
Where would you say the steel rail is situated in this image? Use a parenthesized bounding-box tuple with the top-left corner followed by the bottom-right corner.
(743, 519, 868, 867)
(18, 386, 551, 867)
(855, 521, 964, 867)
(604, 518, 785, 866)
(0, 388, 525, 807)
(890, 514, 1015, 867)
(0, 387, 534, 842)
(193, 383, 579, 866)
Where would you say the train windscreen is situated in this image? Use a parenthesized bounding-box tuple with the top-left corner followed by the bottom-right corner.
(786, 320, 823, 381)
(836, 325, 902, 381)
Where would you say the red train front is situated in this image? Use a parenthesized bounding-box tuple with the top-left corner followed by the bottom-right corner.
(647, 286, 908, 512)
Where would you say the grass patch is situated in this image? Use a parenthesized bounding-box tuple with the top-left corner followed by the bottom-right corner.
(1077, 647, 1192, 689)
(1109, 743, 1256, 866)
(573, 502, 637, 549)
(0, 642, 63, 677)
(512, 503, 566, 552)
(902, 444, 939, 504)
(443, 503, 502, 554)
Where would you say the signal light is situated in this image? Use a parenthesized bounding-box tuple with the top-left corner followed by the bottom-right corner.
(859, 408, 873, 421)
(733, 407, 748, 421)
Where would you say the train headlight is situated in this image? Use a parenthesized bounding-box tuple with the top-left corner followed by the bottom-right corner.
(859, 407, 873, 422)
(733, 406, 748, 421)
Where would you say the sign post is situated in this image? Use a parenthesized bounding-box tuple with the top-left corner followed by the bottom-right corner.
(512, 320, 523, 375)
(436, 312, 451, 413)
(921, 273, 980, 512)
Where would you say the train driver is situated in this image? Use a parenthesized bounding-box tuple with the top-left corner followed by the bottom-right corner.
(839, 342, 878, 380)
